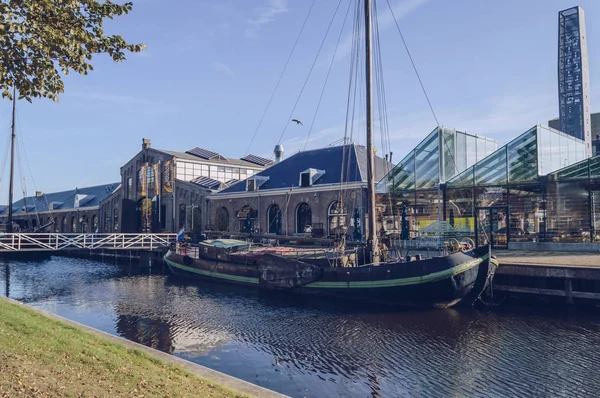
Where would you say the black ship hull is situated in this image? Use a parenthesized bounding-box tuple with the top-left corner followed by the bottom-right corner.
(164, 245, 494, 308)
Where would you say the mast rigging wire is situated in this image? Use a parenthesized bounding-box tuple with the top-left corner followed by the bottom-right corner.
(16, 110, 54, 222)
(244, 0, 317, 156)
(384, 0, 491, 245)
(384, 0, 439, 127)
(303, 0, 353, 151)
(277, 0, 345, 146)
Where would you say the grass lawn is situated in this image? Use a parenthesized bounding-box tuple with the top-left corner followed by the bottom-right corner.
(0, 298, 248, 397)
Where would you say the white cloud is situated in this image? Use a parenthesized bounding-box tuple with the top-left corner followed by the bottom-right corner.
(213, 62, 234, 77)
(246, 0, 288, 38)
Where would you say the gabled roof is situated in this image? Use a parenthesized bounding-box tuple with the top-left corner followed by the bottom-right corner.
(7, 182, 120, 215)
(217, 144, 392, 194)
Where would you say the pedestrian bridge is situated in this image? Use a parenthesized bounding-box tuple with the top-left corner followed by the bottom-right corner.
(0, 233, 176, 252)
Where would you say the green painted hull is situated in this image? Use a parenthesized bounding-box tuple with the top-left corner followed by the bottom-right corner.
(164, 245, 494, 308)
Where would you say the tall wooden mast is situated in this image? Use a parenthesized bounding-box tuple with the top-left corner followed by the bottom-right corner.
(365, 0, 379, 263)
(7, 87, 16, 233)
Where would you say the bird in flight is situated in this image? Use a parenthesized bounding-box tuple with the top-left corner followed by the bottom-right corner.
(291, 119, 303, 126)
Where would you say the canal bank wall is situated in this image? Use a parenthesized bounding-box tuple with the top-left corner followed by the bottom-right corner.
(492, 250, 600, 306)
(56, 248, 167, 267)
(0, 296, 287, 398)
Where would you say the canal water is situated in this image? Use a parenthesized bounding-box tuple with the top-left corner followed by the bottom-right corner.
(1, 257, 599, 398)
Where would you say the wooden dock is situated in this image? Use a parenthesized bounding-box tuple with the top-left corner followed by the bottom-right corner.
(492, 250, 600, 305)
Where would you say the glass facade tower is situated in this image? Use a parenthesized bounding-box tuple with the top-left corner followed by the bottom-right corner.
(558, 6, 591, 157)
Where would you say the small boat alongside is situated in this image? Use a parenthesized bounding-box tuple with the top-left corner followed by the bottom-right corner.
(164, 239, 496, 308)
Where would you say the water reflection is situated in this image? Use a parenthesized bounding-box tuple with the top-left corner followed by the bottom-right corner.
(1, 257, 600, 397)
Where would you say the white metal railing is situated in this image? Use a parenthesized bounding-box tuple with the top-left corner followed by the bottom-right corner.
(0, 233, 176, 252)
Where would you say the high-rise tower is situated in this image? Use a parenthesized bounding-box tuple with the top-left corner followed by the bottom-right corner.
(558, 6, 591, 157)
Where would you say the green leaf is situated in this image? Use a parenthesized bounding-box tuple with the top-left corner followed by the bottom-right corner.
(0, 0, 145, 103)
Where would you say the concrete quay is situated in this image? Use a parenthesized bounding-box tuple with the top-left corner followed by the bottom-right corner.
(492, 250, 600, 305)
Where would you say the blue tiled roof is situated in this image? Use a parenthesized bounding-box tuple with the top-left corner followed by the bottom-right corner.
(218, 144, 392, 194)
(1, 182, 120, 215)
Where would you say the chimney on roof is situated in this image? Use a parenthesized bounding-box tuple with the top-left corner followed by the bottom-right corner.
(35, 191, 42, 198)
(274, 144, 284, 164)
(142, 138, 151, 150)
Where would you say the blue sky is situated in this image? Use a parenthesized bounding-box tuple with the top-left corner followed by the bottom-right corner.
(0, 0, 599, 197)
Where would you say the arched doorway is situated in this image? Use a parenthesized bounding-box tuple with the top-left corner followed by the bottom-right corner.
(92, 215, 98, 233)
(328, 201, 347, 237)
(215, 207, 229, 231)
(296, 202, 312, 234)
(80, 216, 88, 233)
(238, 205, 254, 233)
(62, 217, 68, 233)
(71, 216, 77, 232)
(267, 204, 282, 235)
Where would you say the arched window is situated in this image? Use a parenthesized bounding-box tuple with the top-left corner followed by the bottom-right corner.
(178, 203, 186, 229)
(267, 204, 282, 235)
(296, 202, 312, 234)
(62, 217, 68, 233)
(147, 165, 155, 196)
(328, 201, 347, 237)
(190, 206, 201, 234)
(54, 217, 58, 232)
(71, 216, 77, 233)
(104, 211, 110, 232)
(215, 207, 229, 231)
(81, 216, 88, 233)
(92, 215, 98, 233)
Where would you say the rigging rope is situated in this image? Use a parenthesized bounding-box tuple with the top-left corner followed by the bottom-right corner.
(16, 110, 54, 224)
(372, 0, 397, 234)
(277, 0, 344, 146)
(385, 0, 493, 247)
(303, 0, 353, 151)
(339, 0, 363, 211)
(385, 0, 439, 127)
(244, 0, 317, 156)
(0, 130, 11, 201)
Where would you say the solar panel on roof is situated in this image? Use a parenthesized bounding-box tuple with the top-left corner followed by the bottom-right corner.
(191, 176, 221, 189)
(241, 154, 274, 167)
(186, 147, 220, 160)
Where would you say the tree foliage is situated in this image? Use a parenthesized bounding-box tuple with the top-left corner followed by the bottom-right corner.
(0, 0, 145, 102)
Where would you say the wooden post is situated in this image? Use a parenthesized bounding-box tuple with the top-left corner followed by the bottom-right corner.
(565, 278, 574, 304)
